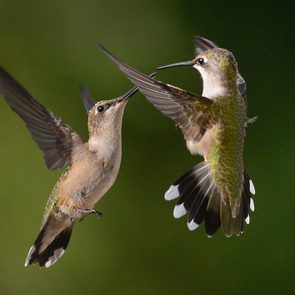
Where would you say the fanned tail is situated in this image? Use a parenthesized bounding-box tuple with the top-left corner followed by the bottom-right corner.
(164, 162, 255, 237)
(24, 212, 73, 268)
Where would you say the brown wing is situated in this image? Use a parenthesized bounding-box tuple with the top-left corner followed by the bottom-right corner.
(0, 66, 83, 170)
(100, 45, 218, 141)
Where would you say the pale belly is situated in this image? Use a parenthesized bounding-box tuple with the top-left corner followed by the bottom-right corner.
(186, 125, 219, 160)
(57, 151, 121, 218)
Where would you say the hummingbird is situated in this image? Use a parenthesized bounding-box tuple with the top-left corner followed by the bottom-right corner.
(99, 39, 255, 237)
(0, 66, 141, 267)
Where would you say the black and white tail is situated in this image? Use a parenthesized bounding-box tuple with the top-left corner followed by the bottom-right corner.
(24, 212, 73, 268)
(164, 162, 255, 237)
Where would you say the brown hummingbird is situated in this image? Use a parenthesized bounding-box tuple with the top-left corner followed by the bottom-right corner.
(99, 40, 255, 238)
(0, 66, 143, 267)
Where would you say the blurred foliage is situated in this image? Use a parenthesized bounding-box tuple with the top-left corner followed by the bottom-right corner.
(0, 0, 294, 294)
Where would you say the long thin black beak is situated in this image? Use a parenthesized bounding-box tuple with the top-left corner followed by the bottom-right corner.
(118, 71, 157, 102)
(157, 60, 194, 70)
(118, 85, 138, 102)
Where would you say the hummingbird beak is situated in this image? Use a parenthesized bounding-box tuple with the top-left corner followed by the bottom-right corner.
(157, 60, 194, 70)
(98, 43, 157, 102)
(118, 86, 138, 102)
(118, 72, 157, 102)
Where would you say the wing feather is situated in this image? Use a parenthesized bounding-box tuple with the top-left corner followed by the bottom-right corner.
(100, 46, 219, 141)
(0, 67, 83, 170)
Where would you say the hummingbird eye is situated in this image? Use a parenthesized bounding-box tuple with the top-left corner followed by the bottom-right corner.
(97, 105, 105, 113)
(196, 58, 205, 66)
(96, 103, 110, 114)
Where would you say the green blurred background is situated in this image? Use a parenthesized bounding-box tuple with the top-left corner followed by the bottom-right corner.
(0, 0, 294, 294)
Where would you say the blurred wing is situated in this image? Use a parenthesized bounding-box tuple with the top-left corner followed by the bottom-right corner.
(0, 66, 83, 170)
(194, 35, 219, 56)
(100, 46, 219, 141)
(194, 36, 247, 104)
(80, 84, 96, 113)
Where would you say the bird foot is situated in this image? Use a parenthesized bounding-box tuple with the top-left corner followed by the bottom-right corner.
(79, 209, 102, 222)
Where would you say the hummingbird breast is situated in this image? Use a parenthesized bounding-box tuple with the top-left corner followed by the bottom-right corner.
(57, 142, 122, 218)
(186, 125, 219, 158)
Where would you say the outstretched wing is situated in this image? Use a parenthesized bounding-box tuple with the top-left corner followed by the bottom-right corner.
(0, 66, 83, 170)
(194, 36, 247, 103)
(100, 45, 219, 141)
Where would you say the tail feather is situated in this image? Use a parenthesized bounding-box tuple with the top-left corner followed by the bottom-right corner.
(205, 188, 221, 236)
(165, 162, 255, 237)
(38, 226, 72, 267)
(25, 212, 73, 268)
(220, 200, 241, 237)
(193, 196, 209, 226)
(243, 171, 255, 217)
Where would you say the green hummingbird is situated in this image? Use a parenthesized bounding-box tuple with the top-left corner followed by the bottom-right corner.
(99, 39, 255, 237)
(0, 66, 144, 267)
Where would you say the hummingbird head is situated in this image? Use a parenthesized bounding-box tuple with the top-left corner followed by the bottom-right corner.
(193, 48, 238, 83)
(87, 93, 130, 137)
(80, 84, 138, 138)
(157, 48, 239, 98)
(85, 85, 138, 155)
(88, 99, 127, 136)
(86, 95, 130, 153)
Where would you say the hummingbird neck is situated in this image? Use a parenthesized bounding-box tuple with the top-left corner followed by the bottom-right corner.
(87, 102, 127, 154)
(201, 75, 237, 99)
(88, 128, 122, 160)
(88, 110, 125, 156)
(202, 82, 228, 98)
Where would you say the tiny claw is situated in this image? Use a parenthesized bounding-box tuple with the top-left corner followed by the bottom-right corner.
(93, 210, 103, 218)
(78, 208, 102, 222)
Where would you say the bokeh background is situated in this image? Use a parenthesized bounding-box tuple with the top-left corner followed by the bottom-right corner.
(0, 0, 294, 294)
